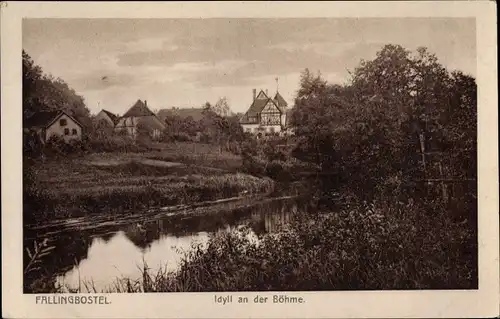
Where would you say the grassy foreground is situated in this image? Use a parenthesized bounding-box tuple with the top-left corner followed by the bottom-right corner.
(69, 198, 475, 292)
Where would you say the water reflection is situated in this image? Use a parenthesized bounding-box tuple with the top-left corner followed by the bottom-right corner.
(24, 196, 312, 293)
(58, 231, 210, 291)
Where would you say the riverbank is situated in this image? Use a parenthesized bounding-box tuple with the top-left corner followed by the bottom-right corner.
(124, 200, 476, 291)
(24, 148, 274, 225)
(44, 197, 476, 293)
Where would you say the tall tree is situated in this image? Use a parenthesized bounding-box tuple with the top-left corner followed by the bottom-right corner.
(291, 44, 477, 196)
(23, 50, 92, 130)
(212, 97, 231, 117)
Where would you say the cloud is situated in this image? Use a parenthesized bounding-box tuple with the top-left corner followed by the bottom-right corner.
(180, 42, 384, 88)
(23, 18, 476, 115)
(72, 73, 138, 91)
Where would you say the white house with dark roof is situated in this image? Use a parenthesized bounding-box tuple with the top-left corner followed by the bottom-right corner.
(24, 110, 83, 142)
(114, 99, 166, 140)
(239, 89, 289, 135)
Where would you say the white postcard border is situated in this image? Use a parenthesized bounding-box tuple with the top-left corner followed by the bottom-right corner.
(1, 1, 498, 318)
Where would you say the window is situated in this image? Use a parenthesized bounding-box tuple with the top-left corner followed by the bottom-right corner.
(64, 128, 69, 135)
(59, 119, 67, 126)
(72, 129, 77, 135)
(270, 127, 275, 133)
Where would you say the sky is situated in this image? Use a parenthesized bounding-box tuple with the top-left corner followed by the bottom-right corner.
(23, 18, 476, 115)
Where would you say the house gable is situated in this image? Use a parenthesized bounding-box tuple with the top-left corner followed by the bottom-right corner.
(118, 99, 166, 130)
(261, 100, 280, 114)
(102, 109, 119, 125)
(260, 100, 282, 126)
(274, 92, 288, 108)
(47, 112, 83, 130)
(255, 90, 268, 100)
(95, 110, 119, 127)
(239, 89, 288, 130)
(45, 112, 83, 141)
(115, 99, 165, 140)
(123, 100, 156, 118)
(25, 110, 83, 130)
(240, 91, 271, 124)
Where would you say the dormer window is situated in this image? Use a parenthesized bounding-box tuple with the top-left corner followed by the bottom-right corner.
(59, 119, 67, 126)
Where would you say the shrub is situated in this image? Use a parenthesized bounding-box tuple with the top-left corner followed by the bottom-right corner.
(148, 198, 476, 292)
(265, 160, 292, 182)
(85, 135, 151, 153)
(241, 154, 266, 177)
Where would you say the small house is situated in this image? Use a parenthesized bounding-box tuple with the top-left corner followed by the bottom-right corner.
(24, 110, 83, 142)
(114, 99, 165, 140)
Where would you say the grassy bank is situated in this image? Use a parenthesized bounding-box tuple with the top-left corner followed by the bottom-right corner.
(147, 142, 243, 172)
(24, 148, 273, 224)
(94, 198, 475, 292)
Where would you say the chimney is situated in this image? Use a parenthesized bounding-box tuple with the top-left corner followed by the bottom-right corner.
(144, 100, 147, 107)
(253, 89, 256, 101)
(266, 89, 268, 96)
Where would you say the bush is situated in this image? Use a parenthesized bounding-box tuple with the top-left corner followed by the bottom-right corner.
(84, 135, 151, 153)
(173, 133, 192, 142)
(147, 198, 476, 292)
(265, 160, 292, 182)
(241, 154, 266, 177)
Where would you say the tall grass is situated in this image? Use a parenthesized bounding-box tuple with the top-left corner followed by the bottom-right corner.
(49, 197, 476, 293)
(24, 171, 274, 224)
(153, 199, 475, 291)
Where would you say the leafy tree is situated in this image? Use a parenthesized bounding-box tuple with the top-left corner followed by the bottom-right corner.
(212, 97, 231, 117)
(291, 45, 477, 198)
(23, 50, 44, 120)
(198, 101, 245, 151)
(290, 69, 351, 171)
(23, 50, 92, 131)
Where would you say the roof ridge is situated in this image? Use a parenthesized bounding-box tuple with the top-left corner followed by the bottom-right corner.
(24, 109, 83, 129)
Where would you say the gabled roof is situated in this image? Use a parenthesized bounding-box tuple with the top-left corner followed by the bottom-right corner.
(157, 107, 205, 122)
(24, 110, 83, 129)
(123, 99, 156, 118)
(274, 92, 288, 109)
(240, 90, 282, 124)
(101, 109, 119, 124)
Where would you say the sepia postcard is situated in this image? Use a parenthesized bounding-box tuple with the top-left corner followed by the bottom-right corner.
(1, 1, 499, 318)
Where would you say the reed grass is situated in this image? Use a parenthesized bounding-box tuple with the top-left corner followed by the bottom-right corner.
(25, 172, 274, 223)
(40, 198, 476, 293)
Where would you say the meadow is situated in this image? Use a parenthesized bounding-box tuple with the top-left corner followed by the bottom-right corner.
(24, 142, 274, 225)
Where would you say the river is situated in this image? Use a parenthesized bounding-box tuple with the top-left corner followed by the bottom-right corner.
(24, 195, 316, 293)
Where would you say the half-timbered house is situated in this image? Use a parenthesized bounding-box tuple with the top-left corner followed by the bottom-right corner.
(239, 89, 289, 136)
